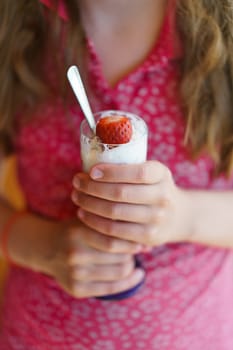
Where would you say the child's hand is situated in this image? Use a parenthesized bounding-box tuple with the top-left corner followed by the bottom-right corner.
(72, 161, 190, 248)
(45, 220, 144, 298)
(8, 213, 144, 299)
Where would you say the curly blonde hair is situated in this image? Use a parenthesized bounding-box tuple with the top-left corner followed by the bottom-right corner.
(0, 0, 233, 175)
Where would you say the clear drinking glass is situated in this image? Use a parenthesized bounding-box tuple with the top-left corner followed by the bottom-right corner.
(80, 110, 148, 300)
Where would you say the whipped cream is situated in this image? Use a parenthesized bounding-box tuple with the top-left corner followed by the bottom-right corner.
(80, 111, 148, 172)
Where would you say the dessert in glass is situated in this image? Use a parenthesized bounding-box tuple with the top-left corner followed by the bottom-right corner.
(80, 110, 148, 300)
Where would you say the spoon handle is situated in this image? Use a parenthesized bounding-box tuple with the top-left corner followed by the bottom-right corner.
(67, 66, 96, 132)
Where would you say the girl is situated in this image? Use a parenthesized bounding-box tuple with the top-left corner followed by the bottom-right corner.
(1, 0, 233, 349)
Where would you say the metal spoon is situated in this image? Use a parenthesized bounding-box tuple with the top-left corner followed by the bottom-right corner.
(67, 65, 96, 133)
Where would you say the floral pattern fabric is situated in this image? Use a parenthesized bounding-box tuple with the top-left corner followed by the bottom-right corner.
(1, 1, 233, 349)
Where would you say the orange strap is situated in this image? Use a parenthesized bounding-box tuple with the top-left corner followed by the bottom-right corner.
(1, 211, 26, 264)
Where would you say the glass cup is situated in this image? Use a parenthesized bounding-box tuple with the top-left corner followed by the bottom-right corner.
(80, 110, 148, 300)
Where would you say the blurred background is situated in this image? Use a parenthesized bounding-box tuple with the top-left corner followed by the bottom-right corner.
(0, 156, 25, 304)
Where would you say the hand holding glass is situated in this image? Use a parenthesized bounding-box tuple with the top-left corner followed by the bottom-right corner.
(80, 110, 148, 300)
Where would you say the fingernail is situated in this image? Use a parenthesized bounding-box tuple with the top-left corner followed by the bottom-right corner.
(90, 168, 103, 179)
(135, 245, 145, 253)
(71, 190, 79, 203)
(73, 176, 80, 189)
(78, 208, 84, 219)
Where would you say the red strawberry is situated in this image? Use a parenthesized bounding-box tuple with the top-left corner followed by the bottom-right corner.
(96, 115, 133, 144)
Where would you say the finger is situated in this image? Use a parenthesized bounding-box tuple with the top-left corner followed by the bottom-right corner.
(72, 268, 145, 298)
(71, 260, 135, 281)
(74, 191, 165, 224)
(72, 173, 168, 205)
(88, 161, 167, 184)
(68, 246, 133, 265)
(78, 209, 157, 245)
(70, 224, 143, 253)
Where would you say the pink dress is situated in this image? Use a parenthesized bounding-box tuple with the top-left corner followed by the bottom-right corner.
(1, 1, 233, 349)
